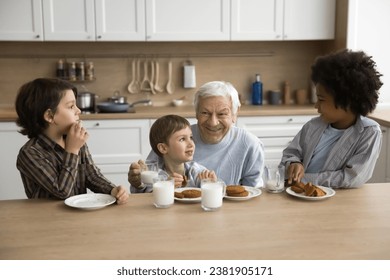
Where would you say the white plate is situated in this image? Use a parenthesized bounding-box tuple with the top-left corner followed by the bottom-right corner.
(64, 193, 116, 210)
(174, 187, 201, 203)
(286, 185, 336, 201)
(224, 186, 262, 201)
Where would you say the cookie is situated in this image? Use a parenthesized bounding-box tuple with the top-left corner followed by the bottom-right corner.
(174, 192, 185, 199)
(227, 190, 249, 197)
(181, 189, 201, 198)
(226, 185, 246, 195)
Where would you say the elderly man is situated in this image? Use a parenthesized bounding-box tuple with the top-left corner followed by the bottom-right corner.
(129, 81, 265, 192)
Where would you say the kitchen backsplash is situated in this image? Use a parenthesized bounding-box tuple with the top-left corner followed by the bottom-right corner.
(0, 41, 335, 107)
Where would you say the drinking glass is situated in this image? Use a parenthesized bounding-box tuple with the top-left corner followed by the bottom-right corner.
(201, 179, 225, 211)
(264, 166, 285, 193)
(152, 175, 174, 208)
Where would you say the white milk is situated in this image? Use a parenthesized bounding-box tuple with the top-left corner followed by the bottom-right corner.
(153, 181, 174, 208)
(201, 183, 223, 211)
(141, 170, 158, 185)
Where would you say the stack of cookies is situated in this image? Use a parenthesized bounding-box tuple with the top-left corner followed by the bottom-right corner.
(226, 185, 249, 197)
(174, 189, 201, 199)
(291, 182, 326, 197)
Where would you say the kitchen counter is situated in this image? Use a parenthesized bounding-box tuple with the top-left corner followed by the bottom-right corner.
(1, 183, 389, 260)
(0, 104, 318, 122)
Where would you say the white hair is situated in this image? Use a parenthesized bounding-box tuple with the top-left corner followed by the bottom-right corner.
(193, 81, 241, 114)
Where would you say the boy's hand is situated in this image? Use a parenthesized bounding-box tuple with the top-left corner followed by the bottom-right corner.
(65, 121, 89, 155)
(111, 186, 129, 204)
(128, 160, 145, 188)
(198, 170, 217, 181)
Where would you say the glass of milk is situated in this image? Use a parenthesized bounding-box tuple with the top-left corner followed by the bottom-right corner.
(201, 179, 225, 211)
(152, 176, 174, 208)
(264, 166, 285, 193)
(140, 160, 159, 189)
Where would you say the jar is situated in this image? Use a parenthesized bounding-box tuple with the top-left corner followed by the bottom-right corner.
(68, 62, 76, 81)
(76, 62, 85, 81)
(56, 59, 65, 79)
(86, 62, 94, 80)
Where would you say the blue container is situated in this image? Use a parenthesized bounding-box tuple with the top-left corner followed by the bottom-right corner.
(252, 74, 263, 105)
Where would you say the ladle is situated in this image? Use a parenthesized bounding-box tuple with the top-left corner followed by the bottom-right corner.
(127, 59, 139, 94)
(153, 60, 164, 93)
(166, 60, 175, 94)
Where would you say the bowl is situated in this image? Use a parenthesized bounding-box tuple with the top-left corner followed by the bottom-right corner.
(172, 99, 184, 107)
(97, 102, 129, 113)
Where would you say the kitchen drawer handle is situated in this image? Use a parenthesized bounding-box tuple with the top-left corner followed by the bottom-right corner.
(94, 123, 100, 127)
(287, 118, 293, 122)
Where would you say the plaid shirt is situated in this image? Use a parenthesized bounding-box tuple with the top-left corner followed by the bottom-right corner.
(16, 134, 115, 199)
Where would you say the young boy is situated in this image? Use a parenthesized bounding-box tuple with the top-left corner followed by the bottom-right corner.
(130, 114, 216, 193)
(15, 78, 128, 204)
(281, 49, 383, 188)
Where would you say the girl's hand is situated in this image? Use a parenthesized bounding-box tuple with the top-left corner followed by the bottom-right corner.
(65, 121, 89, 155)
(287, 162, 305, 185)
(111, 186, 129, 204)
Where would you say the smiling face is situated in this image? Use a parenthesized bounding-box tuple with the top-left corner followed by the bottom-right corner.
(50, 89, 81, 135)
(161, 126, 195, 164)
(196, 96, 237, 144)
(314, 83, 357, 129)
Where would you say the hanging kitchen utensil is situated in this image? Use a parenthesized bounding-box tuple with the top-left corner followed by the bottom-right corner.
(183, 60, 196, 88)
(153, 60, 164, 93)
(140, 60, 151, 93)
(127, 59, 139, 94)
(149, 60, 156, 95)
(166, 60, 175, 94)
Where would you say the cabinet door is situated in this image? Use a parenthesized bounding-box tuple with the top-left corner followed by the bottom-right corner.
(283, 0, 336, 40)
(95, 0, 145, 41)
(231, 0, 283, 40)
(42, 0, 95, 41)
(82, 119, 150, 188)
(146, 0, 230, 41)
(0, 0, 43, 41)
(0, 122, 28, 200)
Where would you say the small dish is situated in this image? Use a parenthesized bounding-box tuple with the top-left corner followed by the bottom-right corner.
(172, 99, 184, 107)
(224, 186, 262, 201)
(286, 186, 336, 201)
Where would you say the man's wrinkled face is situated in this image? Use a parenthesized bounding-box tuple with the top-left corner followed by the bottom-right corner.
(196, 96, 237, 144)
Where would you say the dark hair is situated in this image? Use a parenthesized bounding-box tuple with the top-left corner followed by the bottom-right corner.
(15, 78, 77, 138)
(149, 115, 191, 157)
(311, 49, 383, 116)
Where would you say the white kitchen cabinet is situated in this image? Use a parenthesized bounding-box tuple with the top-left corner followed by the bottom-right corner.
(145, 0, 230, 41)
(0, 122, 28, 200)
(236, 115, 317, 168)
(82, 119, 151, 190)
(95, 0, 145, 41)
(231, 0, 335, 41)
(231, 0, 284, 40)
(0, 0, 43, 41)
(42, 0, 95, 41)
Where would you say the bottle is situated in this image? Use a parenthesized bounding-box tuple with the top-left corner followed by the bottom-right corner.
(252, 74, 263, 105)
(56, 59, 65, 79)
(283, 81, 291, 105)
